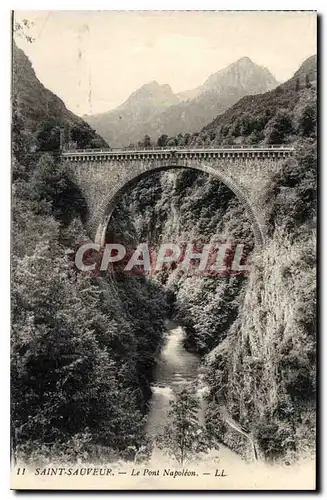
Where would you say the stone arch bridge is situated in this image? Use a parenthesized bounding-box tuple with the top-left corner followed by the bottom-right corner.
(61, 146, 295, 248)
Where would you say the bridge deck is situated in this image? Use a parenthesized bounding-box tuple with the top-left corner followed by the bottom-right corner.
(62, 145, 295, 160)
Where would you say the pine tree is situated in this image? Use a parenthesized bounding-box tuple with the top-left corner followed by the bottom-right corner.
(157, 134, 168, 147)
(305, 73, 311, 88)
(138, 134, 152, 149)
(295, 77, 300, 91)
(156, 387, 211, 466)
(267, 110, 293, 144)
(298, 104, 316, 137)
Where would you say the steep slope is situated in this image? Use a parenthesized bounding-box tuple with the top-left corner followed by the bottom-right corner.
(110, 54, 316, 462)
(12, 42, 107, 149)
(85, 81, 180, 147)
(11, 45, 166, 463)
(293, 54, 317, 82)
(192, 54, 317, 146)
(85, 57, 278, 147)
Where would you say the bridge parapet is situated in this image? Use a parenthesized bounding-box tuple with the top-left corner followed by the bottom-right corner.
(62, 146, 294, 163)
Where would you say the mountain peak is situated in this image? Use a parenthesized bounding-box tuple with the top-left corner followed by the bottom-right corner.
(85, 56, 279, 146)
(133, 81, 175, 99)
(201, 57, 278, 94)
(234, 56, 253, 65)
(109, 79, 180, 122)
(142, 80, 160, 90)
(228, 56, 266, 73)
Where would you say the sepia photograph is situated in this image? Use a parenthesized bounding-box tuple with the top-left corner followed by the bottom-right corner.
(10, 9, 317, 490)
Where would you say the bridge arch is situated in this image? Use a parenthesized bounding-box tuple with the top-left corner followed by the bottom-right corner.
(93, 162, 266, 248)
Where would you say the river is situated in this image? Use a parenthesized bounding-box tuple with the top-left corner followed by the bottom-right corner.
(141, 322, 314, 490)
(146, 319, 247, 471)
(146, 320, 203, 437)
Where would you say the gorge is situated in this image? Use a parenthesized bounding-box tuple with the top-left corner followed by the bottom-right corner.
(11, 38, 316, 469)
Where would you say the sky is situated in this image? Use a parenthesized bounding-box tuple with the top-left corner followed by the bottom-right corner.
(14, 11, 317, 116)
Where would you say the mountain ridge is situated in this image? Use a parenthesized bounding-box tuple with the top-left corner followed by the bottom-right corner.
(192, 53, 317, 147)
(84, 57, 278, 147)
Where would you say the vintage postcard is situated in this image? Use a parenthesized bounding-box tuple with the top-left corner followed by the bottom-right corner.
(11, 10, 317, 490)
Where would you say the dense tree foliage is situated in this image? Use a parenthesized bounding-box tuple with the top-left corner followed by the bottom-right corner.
(157, 134, 168, 147)
(11, 115, 166, 465)
(35, 118, 61, 151)
(112, 58, 316, 463)
(151, 56, 316, 149)
(137, 134, 152, 149)
(12, 43, 316, 466)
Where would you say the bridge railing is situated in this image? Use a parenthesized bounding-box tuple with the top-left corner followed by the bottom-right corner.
(62, 144, 295, 154)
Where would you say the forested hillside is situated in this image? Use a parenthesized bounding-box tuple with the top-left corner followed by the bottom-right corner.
(11, 45, 167, 464)
(139, 54, 316, 149)
(112, 54, 317, 462)
(12, 41, 108, 154)
(11, 41, 316, 466)
(195, 55, 317, 147)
